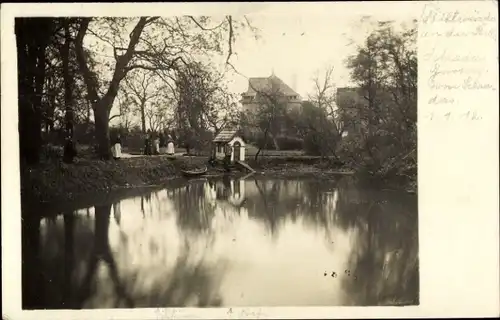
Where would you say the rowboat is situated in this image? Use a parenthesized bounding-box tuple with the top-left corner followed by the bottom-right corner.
(181, 166, 208, 177)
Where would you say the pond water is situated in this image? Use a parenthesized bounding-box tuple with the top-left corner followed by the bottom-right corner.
(22, 175, 418, 309)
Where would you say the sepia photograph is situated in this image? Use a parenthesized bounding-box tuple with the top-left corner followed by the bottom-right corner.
(16, 7, 419, 310)
(3, 1, 498, 318)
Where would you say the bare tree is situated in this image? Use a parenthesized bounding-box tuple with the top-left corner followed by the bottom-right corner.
(304, 66, 346, 158)
(61, 19, 76, 163)
(74, 16, 254, 159)
(251, 81, 288, 159)
(145, 99, 173, 133)
(343, 20, 417, 177)
(203, 84, 240, 133)
(114, 92, 135, 130)
(173, 61, 236, 152)
(311, 66, 350, 136)
(74, 18, 153, 159)
(122, 70, 163, 133)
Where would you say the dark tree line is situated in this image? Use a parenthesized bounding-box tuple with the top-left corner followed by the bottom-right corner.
(17, 18, 55, 166)
(16, 16, 253, 165)
(17, 18, 95, 165)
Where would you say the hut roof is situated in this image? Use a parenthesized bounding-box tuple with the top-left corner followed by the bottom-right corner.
(213, 129, 240, 143)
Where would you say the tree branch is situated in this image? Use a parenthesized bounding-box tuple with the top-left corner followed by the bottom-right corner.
(124, 64, 158, 72)
(109, 114, 121, 122)
(225, 16, 234, 65)
(104, 18, 151, 105)
(188, 16, 224, 31)
(75, 18, 100, 104)
(87, 27, 117, 52)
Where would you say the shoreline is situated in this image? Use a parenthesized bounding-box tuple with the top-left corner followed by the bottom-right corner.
(21, 155, 416, 214)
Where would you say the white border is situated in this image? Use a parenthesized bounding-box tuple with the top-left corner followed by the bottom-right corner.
(2, 2, 499, 319)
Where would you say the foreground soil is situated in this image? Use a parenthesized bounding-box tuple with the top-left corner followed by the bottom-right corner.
(21, 155, 414, 210)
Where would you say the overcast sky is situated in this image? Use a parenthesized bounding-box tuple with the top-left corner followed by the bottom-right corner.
(220, 2, 418, 98)
(97, 2, 418, 124)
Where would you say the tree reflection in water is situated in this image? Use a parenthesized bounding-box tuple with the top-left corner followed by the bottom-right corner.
(333, 178, 419, 305)
(23, 176, 418, 308)
(169, 180, 217, 234)
(242, 178, 340, 239)
(22, 212, 43, 309)
(208, 176, 418, 305)
(130, 237, 225, 308)
(77, 204, 134, 308)
(24, 190, 225, 309)
(63, 211, 75, 307)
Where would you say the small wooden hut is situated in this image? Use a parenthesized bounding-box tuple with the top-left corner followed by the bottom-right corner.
(212, 128, 246, 163)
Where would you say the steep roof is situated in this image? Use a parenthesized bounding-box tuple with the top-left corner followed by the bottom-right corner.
(243, 74, 299, 97)
(213, 129, 239, 143)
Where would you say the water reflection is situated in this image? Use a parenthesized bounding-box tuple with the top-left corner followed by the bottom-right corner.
(22, 176, 418, 309)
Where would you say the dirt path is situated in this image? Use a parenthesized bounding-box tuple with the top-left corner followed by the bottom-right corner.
(120, 152, 185, 159)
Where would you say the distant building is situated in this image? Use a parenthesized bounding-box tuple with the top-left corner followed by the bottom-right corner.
(240, 73, 302, 113)
(240, 73, 302, 137)
(335, 87, 366, 137)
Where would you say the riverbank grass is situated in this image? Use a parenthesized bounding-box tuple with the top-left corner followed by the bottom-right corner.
(21, 155, 414, 206)
(21, 156, 201, 204)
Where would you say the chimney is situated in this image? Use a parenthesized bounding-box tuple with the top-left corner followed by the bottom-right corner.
(291, 73, 298, 93)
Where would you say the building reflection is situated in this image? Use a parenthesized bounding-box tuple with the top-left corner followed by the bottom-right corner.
(22, 175, 418, 308)
(206, 175, 247, 209)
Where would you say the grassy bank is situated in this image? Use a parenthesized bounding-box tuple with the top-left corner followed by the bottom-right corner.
(21, 156, 199, 206)
(21, 154, 414, 209)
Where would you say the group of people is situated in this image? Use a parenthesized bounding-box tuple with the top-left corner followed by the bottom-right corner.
(109, 130, 176, 160)
(143, 131, 175, 156)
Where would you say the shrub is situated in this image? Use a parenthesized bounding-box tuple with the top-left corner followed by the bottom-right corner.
(277, 136, 303, 150)
(302, 133, 323, 156)
(255, 134, 276, 150)
(302, 132, 339, 156)
(256, 135, 304, 151)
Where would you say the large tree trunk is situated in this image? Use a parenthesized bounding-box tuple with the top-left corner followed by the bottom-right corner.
(33, 29, 48, 156)
(16, 20, 35, 166)
(44, 76, 56, 136)
(16, 18, 52, 166)
(140, 100, 146, 133)
(94, 104, 111, 160)
(86, 99, 91, 125)
(74, 17, 150, 160)
(61, 20, 75, 163)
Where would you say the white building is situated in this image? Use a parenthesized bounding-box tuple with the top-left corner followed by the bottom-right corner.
(212, 128, 246, 162)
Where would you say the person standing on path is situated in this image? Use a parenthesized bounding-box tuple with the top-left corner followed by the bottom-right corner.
(166, 134, 175, 156)
(63, 130, 77, 163)
(111, 134, 122, 160)
(144, 131, 151, 155)
(154, 134, 160, 155)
